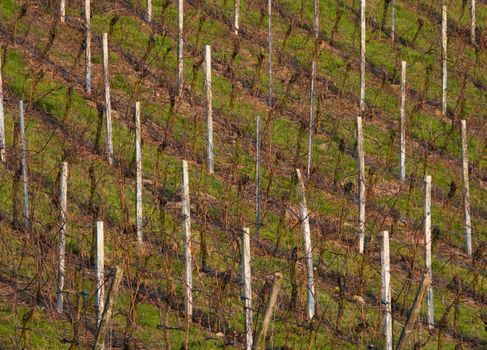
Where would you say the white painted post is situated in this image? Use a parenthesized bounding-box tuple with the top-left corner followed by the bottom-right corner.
(424, 175, 434, 328)
(267, 0, 273, 107)
(360, 0, 366, 112)
(95, 221, 105, 336)
(241, 227, 253, 350)
(234, 0, 240, 35)
(0, 54, 5, 162)
(296, 169, 315, 320)
(19, 101, 30, 230)
(460, 120, 472, 256)
(306, 61, 317, 178)
(84, 0, 91, 94)
(391, 0, 395, 42)
(381, 231, 392, 350)
(205, 45, 214, 175)
(399, 60, 406, 182)
(356, 117, 365, 254)
(135, 102, 143, 244)
(178, 0, 184, 96)
(470, 0, 476, 45)
(255, 115, 261, 238)
(56, 162, 68, 313)
(441, 5, 447, 117)
(146, 0, 152, 23)
(60, 0, 65, 23)
(101, 33, 113, 166)
(181, 160, 192, 321)
(313, 0, 319, 40)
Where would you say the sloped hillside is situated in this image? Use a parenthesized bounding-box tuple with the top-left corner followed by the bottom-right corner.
(0, 0, 486, 348)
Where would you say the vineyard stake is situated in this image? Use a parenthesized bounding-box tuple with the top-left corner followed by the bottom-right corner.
(241, 227, 253, 350)
(296, 169, 315, 320)
(356, 117, 365, 253)
(56, 162, 68, 313)
(135, 102, 143, 244)
(205, 45, 214, 175)
(182, 160, 192, 320)
(102, 33, 113, 165)
(460, 120, 472, 256)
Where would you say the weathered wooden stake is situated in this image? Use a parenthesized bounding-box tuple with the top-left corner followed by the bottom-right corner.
(135, 102, 143, 244)
(396, 274, 432, 350)
(470, 0, 476, 45)
(146, 0, 152, 23)
(234, 0, 240, 35)
(178, 0, 184, 96)
(296, 169, 315, 320)
(356, 117, 365, 253)
(19, 101, 30, 230)
(84, 0, 91, 94)
(94, 266, 123, 350)
(254, 272, 283, 350)
(0, 54, 5, 162)
(95, 221, 105, 330)
(306, 61, 316, 178)
(360, 0, 366, 112)
(381, 231, 392, 350)
(460, 120, 472, 256)
(391, 0, 395, 42)
(56, 162, 68, 313)
(313, 0, 319, 40)
(60, 0, 65, 23)
(267, 0, 273, 107)
(102, 33, 113, 165)
(241, 227, 253, 350)
(205, 45, 214, 175)
(424, 175, 434, 328)
(255, 115, 261, 238)
(441, 5, 447, 117)
(181, 160, 192, 321)
(399, 60, 406, 182)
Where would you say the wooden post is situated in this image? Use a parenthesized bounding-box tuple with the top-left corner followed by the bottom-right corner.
(84, 0, 91, 94)
(102, 33, 113, 166)
(381, 231, 392, 350)
(19, 101, 30, 230)
(178, 0, 184, 96)
(391, 0, 395, 42)
(205, 45, 214, 175)
(255, 115, 261, 238)
(360, 0, 366, 112)
(146, 0, 152, 23)
(234, 0, 239, 35)
(135, 102, 143, 244)
(254, 272, 283, 350)
(241, 227, 253, 350)
(94, 266, 123, 350)
(396, 274, 432, 350)
(356, 117, 365, 254)
(60, 0, 65, 23)
(460, 120, 472, 256)
(470, 0, 476, 45)
(296, 169, 315, 320)
(267, 0, 273, 107)
(56, 162, 68, 313)
(306, 61, 316, 178)
(399, 60, 406, 182)
(95, 221, 105, 331)
(424, 175, 434, 328)
(0, 54, 5, 162)
(441, 5, 447, 117)
(313, 0, 319, 40)
(181, 160, 192, 321)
